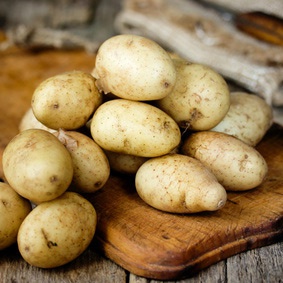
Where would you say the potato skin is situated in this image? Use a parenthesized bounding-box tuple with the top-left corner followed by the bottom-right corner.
(31, 71, 102, 130)
(55, 130, 110, 193)
(0, 182, 32, 250)
(17, 192, 97, 268)
(90, 99, 181, 157)
(105, 151, 148, 175)
(19, 107, 56, 133)
(210, 92, 273, 146)
(92, 34, 176, 101)
(156, 61, 230, 130)
(182, 131, 268, 191)
(135, 154, 227, 213)
(2, 129, 74, 204)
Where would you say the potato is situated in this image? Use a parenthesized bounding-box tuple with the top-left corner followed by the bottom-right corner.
(19, 107, 56, 133)
(92, 34, 176, 101)
(90, 99, 181, 157)
(156, 61, 230, 130)
(55, 129, 110, 193)
(105, 150, 148, 174)
(182, 131, 268, 191)
(2, 129, 74, 204)
(210, 92, 273, 146)
(0, 182, 32, 250)
(31, 71, 103, 130)
(135, 154, 227, 213)
(17, 192, 96, 268)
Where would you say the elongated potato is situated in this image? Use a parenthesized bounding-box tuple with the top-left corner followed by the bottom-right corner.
(92, 34, 176, 101)
(55, 130, 110, 193)
(156, 60, 230, 130)
(182, 131, 268, 191)
(90, 99, 181, 157)
(135, 154, 227, 213)
(210, 92, 273, 146)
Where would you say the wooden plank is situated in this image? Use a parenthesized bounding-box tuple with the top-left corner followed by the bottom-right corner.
(129, 262, 226, 283)
(1, 242, 281, 282)
(226, 241, 283, 283)
(0, 244, 127, 283)
(129, 242, 283, 282)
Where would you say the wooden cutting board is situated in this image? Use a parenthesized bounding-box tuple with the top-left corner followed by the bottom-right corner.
(0, 44, 282, 281)
(87, 124, 283, 280)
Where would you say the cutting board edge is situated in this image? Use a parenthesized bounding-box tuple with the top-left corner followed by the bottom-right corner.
(93, 228, 283, 280)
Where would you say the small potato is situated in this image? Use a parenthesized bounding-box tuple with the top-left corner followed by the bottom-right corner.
(210, 92, 273, 146)
(55, 129, 110, 193)
(31, 71, 103, 130)
(0, 182, 32, 250)
(2, 129, 74, 204)
(92, 34, 177, 101)
(19, 107, 56, 133)
(105, 150, 148, 174)
(90, 99, 181, 157)
(182, 131, 268, 191)
(135, 154, 227, 213)
(156, 61, 230, 130)
(17, 192, 97, 268)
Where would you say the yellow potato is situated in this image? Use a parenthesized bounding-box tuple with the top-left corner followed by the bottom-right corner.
(182, 131, 268, 191)
(105, 150, 148, 174)
(2, 129, 74, 204)
(210, 92, 273, 146)
(92, 34, 176, 101)
(31, 71, 103, 130)
(19, 107, 56, 133)
(0, 182, 32, 250)
(135, 154, 227, 213)
(55, 129, 110, 193)
(17, 192, 97, 268)
(156, 60, 230, 130)
(90, 99, 181, 157)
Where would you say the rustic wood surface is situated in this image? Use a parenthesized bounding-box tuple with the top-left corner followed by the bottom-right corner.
(0, 42, 282, 282)
(87, 124, 283, 280)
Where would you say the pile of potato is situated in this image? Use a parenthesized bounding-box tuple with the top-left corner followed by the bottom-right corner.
(0, 34, 273, 268)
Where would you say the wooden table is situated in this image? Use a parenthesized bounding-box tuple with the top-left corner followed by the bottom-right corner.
(0, 242, 282, 282)
(0, 45, 282, 283)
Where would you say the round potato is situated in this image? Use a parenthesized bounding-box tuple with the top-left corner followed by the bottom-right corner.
(31, 71, 103, 130)
(17, 192, 97, 268)
(92, 34, 176, 101)
(156, 60, 230, 130)
(90, 99, 181, 157)
(2, 129, 74, 204)
(182, 131, 268, 191)
(135, 154, 227, 213)
(210, 92, 273, 146)
(55, 129, 110, 193)
(0, 182, 32, 250)
(105, 150, 148, 174)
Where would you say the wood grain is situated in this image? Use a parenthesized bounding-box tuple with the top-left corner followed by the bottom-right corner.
(86, 124, 283, 279)
(0, 244, 126, 283)
(1, 241, 282, 283)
